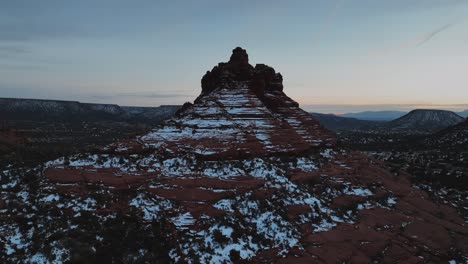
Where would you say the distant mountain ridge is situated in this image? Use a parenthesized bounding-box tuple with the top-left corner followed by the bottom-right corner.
(338, 109, 468, 121)
(312, 109, 464, 134)
(310, 113, 381, 132)
(339, 111, 406, 121)
(0, 97, 181, 122)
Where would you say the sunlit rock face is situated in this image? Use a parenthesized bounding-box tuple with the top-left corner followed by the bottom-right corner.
(4, 48, 466, 263)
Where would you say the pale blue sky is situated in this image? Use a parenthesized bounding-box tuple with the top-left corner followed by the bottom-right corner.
(1, 0, 467, 113)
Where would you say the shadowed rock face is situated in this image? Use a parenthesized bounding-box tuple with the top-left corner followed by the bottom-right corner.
(32, 48, 468, 263)
(229, 47, 249, 68)
(201, 47, 284, 98)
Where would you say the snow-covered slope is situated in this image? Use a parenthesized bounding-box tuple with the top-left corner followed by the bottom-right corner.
(138, 84, 334, 160)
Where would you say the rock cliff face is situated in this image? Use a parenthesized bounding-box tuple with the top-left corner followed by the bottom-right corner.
(119, 47, 334, 160)
(201, 47, 284, 99)
(3, 48, 467, 263)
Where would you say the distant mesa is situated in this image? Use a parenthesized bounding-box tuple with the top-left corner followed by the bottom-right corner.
(0, 97, 180, 123)
(383, 109, 464, 134)
(314, 109, 465, 134)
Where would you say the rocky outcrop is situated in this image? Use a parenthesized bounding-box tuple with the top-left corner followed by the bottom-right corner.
(201, 47, 254, 95)
(27, 48, 468, 263)
(201, 47, 285, 103)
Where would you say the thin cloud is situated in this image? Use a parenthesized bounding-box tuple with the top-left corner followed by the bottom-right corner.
(415, 23, 453, 47)
(369, 21, 459, 57)
(391, 22, 455, 51)
(413, 13, 468, 48)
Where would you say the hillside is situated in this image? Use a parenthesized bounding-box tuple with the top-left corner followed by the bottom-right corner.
(310, 113, 381, 132)
(424, 118, 468, 149)
(458, 110, 468, 118)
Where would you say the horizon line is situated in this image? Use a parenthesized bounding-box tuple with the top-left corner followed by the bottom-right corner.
(1, 96, 467, 114)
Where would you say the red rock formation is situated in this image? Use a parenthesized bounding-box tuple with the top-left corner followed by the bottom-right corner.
(137, 47, 334, 161)
(40, 48, 468, 263)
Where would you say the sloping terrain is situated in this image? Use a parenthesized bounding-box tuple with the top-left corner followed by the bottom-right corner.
(1, 48, 467, 263)
(121, 106, 182, 122)
(310, 113, 381, 132)
(457, 110, 468, 118)
(359, 118, 468, 198)
(424, 118, 468, 150)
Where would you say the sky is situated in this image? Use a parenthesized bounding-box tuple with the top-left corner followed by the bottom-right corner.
(0, 0, 467, 114)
